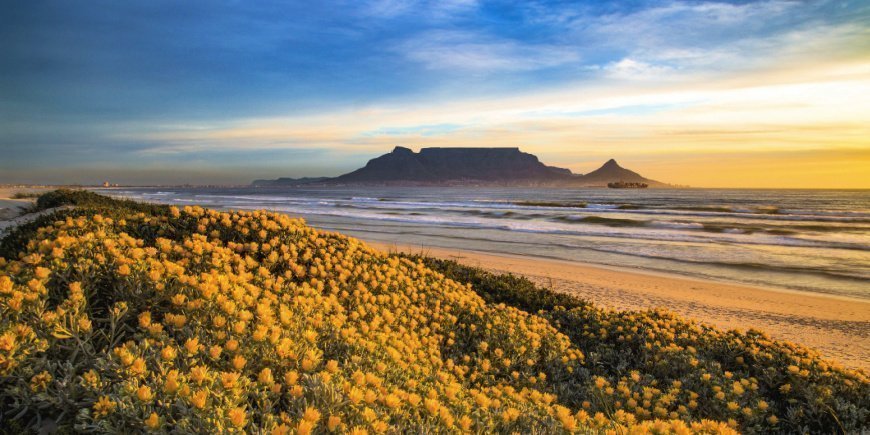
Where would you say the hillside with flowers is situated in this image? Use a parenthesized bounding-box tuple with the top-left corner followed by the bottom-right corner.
(0, 190, 867, 433)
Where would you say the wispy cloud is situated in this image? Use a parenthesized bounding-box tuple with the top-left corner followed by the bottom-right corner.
(397, 30, 580, 73)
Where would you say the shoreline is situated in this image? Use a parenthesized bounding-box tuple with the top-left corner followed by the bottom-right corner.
(2, 193, 866, 371)
(368, 240, 870, 371)
(373, 238, 869, 304)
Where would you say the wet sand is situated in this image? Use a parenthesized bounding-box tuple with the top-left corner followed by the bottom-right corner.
(370, 241, 870, 371)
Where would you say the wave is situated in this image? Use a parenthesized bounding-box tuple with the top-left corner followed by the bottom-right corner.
(118, 192, 869, 246)
(231, 203, 870, 251)
(147, 192, 870, 223)
(554, 215, 644, 227)
(315, 223, 870, 284)
(511, 201, 587, 208)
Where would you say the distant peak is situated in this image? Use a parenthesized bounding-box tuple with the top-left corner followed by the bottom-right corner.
(392, 146, 413, 154)
(603, 158, 620, 167)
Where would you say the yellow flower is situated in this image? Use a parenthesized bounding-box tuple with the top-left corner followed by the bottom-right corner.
(164, 370, 180, 393)
(327, 415, 341, 432)
(271, 424, 291, 435)
(190, 390, 208, 409)
(209, 345, 223, 359)
(136, 385, 153, 402)
(284, 371, 299, 386)
(190, 365, 209, 384)
(297, 420, 315, 435)
(228, 407, 247, 428)
(145, 412, 160, 429)
(594, 376, 607, 389)
(302, 406, 321, 422)
(384, 394, 401, 409)
(30, 371, 52, 392)
(424, 398, 440, 416)
(82, 370, 99, 388)
(138, 312, 152, 328)
(117, 264, 131, 276)
(258, 368, 274, 385)
(184, 337, 201, 355)
(301, 357, 317, 372)
(348, 388, 364, 404)
(92, 395, 116, 417)
(220, 371, 240, 389)
(232, 354, 247, 370)
(161, 346, 177, 361)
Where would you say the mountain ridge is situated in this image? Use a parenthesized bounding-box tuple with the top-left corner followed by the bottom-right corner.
(254, 147, 668, 187)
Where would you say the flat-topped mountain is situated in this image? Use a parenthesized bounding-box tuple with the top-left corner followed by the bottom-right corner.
(335, 146, 572, 183)
(254, 147, 667, 187)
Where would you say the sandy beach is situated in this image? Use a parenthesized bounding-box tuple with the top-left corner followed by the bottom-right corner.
(0, 187, 42, 219)
(0, 187, 55, 235)
(370, 240, 870, 371)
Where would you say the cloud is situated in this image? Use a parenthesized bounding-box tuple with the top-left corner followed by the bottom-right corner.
(601, 58, 676, 80)
(397, 30, 580, 73)
(360, 0, 479, 20)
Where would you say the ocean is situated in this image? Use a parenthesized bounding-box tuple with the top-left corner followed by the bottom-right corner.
(100, 187, 870, 300)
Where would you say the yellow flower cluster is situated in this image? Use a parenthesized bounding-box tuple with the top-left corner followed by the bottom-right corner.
(0, 196, 863, 433)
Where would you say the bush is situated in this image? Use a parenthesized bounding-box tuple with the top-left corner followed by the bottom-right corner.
(10, 192, 41, 199)
(414, 257, 870, 433)
(0, 191, 866, 434)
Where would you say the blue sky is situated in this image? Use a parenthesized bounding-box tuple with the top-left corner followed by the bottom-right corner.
(1, 0, 868, 186)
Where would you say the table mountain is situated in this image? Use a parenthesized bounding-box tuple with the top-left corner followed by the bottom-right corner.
(253, 147, 667, 187)
(334, 146, 572, 183)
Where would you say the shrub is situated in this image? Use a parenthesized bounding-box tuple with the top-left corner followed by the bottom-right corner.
(0, 195, 738, 433)
(415, 257, 870, 433)
(0, 191, 865, 434)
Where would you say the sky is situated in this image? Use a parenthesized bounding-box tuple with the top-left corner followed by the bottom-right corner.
(1, 0, 868, 188)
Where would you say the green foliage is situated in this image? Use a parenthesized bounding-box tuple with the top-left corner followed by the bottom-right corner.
(34, 189, 169, 215)
(10, 192, 41, 199)
(408, 256, 590, 312)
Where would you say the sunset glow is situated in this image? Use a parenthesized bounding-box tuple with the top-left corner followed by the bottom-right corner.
(2, 1, 868, 187)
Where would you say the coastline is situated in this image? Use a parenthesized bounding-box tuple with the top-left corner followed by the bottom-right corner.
(368, 240, 870, 371)
(0, 187, 54, 232)
(2, 189, 866, 371)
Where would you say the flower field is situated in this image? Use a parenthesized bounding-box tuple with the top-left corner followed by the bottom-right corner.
(0, 190, 867, 433)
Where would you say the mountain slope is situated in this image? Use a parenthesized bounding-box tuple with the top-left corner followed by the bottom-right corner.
(334, 146, 572, 183)
(253, 147, 668, 187)
(577, 159, 665, 186)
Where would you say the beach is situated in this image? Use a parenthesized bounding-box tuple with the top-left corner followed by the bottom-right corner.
(369, 240, 870, 371)
(0, 188, 35, 220)
(0, 187, 54, 234)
